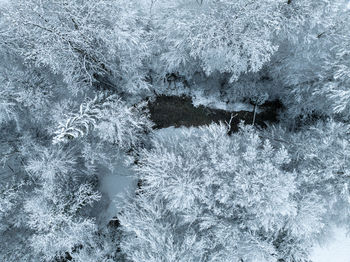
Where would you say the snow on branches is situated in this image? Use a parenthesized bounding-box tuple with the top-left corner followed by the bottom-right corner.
(3, 0, 149, 93)
(120, 123, 297, 262)
(53, 93, 153, 150)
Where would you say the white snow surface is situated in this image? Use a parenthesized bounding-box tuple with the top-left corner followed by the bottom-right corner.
(99, 157, 136, 225)
(311, 227, 350, 261)
(192, 97, 256, 112)
(156, 80, 257, 112)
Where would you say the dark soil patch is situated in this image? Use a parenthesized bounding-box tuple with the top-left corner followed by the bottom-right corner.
(148, 95, 282, 133)
(108, 216, 121, 229)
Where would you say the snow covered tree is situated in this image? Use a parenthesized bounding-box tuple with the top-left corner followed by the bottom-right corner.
(150, 0, 286, 82)
(1, 0, 350, 260)
(2, 0, 149, 93)
(22, 144, 101, 261)
(119, 193, 207, 262)
(266, 0, 350, 120)
(24, 182, 100, 261)
(317, 12, 350, 118)
(0, 179, 35, 261)
(0, 62, 48, 123)
(119, 123, 298, 262)
(53, 92, 153, 151)
(265, 120, 350, 230)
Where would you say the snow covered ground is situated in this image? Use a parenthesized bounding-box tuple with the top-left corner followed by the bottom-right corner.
(99, 157, 136, 225)
(311, 227, 350, 262)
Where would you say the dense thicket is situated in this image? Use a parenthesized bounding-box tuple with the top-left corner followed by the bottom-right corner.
(0, 0, 350, 261)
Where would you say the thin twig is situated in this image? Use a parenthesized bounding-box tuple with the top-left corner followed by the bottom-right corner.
(225, 113, 237, 132)
(252, 104, 257, 126)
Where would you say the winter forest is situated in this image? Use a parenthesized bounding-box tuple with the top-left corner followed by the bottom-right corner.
(1, 0, 350, 261)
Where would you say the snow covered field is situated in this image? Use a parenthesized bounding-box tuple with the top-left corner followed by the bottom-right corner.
(311, 227, 350, 262)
